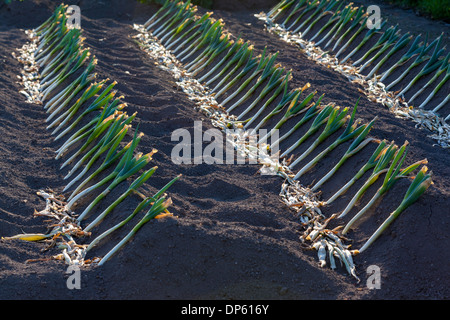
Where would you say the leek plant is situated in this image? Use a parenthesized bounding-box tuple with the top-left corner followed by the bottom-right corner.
(331, 6, 366, 52)
(40, 37, 94, 101)
(347, 25, 398, 69)
(395, 34, 446, 97)
(165, 12, 213, 50)
(326, 140, 389, 204)
(279, 103, 333, 159)
(143, 0, 170, 29)
(44, 55, 96, 109)
(59, 113, 124, 172)
(269, 0, 296, 22)
(397, 51, 447, 99)
(36, 15, 66, 47)
(54, 81, 119, 140)
(310, 128, 377, 191)
(337, 141, 399, 219)
(339, 20, 387, 64)
(216, 48, 273, 102)
(385, 35, 442, 91)
(408, 57, 449, 105)
(43, 48, 91, 110)
(251, 84, 310, 136)
(45, 70, 95, 121)
(175, 19, 223, 61)
(55, 99, 125, 160)
(365, 33, 412, 79)
(236, 68, 288, 120)
(38, 32, 82, 71)
(153, 1, 194, 39)
(197, 37, 243, 83)
(145, 0, 180, 31)
(76, 148, 156, 221)
(243, 72, 291, 129)
(212, 46, 263, 99)
(63, 112, 136, 183)
(314, 4, 357, 47)
(322, 5, 361, 50)
(59, 111, 121, 169)
(37, 25, 80, 65)
(212, 52, 259, 100)
(209, 44, 255, 96)
(266, 0, 293, 20)
(46, 80, 107, 131)
(289, 0, 320, 33)
(187, 33, 233, 77)
(38, 30, 83, 79)
(225, 57, 281, 112)
(418, 65, 449, 109)
(86, 174, 181, 257)
(184, 24, 229, 71)
(204, 41, 251, 87)
(294, 105, 378, 180)
(160, 14, 194, 46)
(355, 26, 401, 72)
(357, 166, 432, 253)
(342, 142, 427, 234)
(35, 10, 69, 58)
(258, 86, 317, 142)
(301, 0, 342, 38)
(169, 17, 214, 54)
(97, 196, 173, 266)
(281, 0, 308, 30)
(287, 105, 349, 169)
(159, 5, 198, 45)
(334, 14, 370, 60)
(378, 34, 424, 83)
(34, 4, 66, 37)
(35, 24, 66, 62)
(64, 128, 138, 195)
(179, 20, 224, 63)
(309, 3, 344, 43)
(267, 92, 322, 145)
(83, 166, 159, 232)
(41, 57, 95, 115)
(40, 42, 88, 91)
(66, 128, 144, 205)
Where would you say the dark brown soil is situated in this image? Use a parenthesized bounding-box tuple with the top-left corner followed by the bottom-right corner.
(0, 0, 448, 301)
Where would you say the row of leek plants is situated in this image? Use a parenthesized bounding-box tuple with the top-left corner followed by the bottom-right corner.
(263, 0, 449, 121)
(140, 1, 433, 273)
(11, 4, 180, 265)
(144, 0, 295, 121)
(267, 94, 433, 255)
